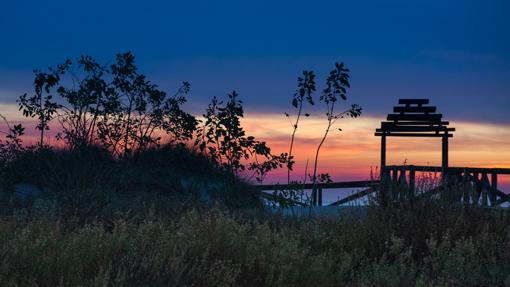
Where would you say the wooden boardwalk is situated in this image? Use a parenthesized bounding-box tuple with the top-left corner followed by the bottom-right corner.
(258, 166, 510, 207)
(380, 165, 510, 207)
(260, 98, 510, 208)
(258, 180, 376, 206)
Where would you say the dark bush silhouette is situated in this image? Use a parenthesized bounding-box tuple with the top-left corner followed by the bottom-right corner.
(18, 60, 70, 147)
(19, 52, 197, 156)
(0, 114, 25, 166)
(195, 91, 287, 182)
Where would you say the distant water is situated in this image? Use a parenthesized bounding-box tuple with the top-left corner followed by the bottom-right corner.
(263, 185, 510, 207)
(263, 188, 369, 206)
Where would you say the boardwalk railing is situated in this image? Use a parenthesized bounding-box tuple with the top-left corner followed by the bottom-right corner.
(258, 180, 378, 206)
(258, 166, 510, 207)
(380, 165, 510, 207)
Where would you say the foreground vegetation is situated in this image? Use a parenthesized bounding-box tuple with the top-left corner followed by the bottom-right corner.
(1, 200, 510, 286)
(0, 147, 508, 286)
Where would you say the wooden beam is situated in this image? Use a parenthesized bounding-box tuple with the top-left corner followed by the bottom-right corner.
(375, 132, 453, 137)
(257, 180, 378, 191)
(377, 126, 455, 133)
(382, 165, 510, 175)
(393, 106, 436, 113)
(387, 114, 442, 121)
(492, 187, 510, 205)
(398, 99, 429, 105)
(329, 187, 375, 206)
(381, 121, 449, 127)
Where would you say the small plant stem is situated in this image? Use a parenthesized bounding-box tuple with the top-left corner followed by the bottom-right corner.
(39, 94, 44, 147)
(311, 102, 335, 202)
(303, 158, 309, 184)
(287, 100, 303, 184)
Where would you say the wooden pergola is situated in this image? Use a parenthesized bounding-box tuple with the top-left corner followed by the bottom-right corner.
(375, 99, 455, 172)
(259, 98, 510, 207)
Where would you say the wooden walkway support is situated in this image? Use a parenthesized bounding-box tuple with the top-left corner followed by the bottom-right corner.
(257, 166, 509, 208)
(258, 180, 377, 206)
(380, 165, 510, 207)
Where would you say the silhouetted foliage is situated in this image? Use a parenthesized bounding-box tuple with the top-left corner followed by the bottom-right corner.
(97, 52, 197, 155)
(275, 62, 362, 205)
(18, 60, 71, 147)
(310, 62, 362, 197)
(19, 52, 197, 156)
(55, 56, 110, 149)
(196, 91, 287, 182)
(0, 115, 25, 166)
(285, 70, 316, 184)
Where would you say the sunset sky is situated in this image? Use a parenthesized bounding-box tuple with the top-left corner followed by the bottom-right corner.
(1, 0, 509, 183)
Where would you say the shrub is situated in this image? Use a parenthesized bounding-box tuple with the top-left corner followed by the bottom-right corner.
(0, 203, 510, 286)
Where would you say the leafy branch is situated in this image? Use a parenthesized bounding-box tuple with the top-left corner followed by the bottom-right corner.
(285, 70, 315, 184)
(310, 62, 362, 203)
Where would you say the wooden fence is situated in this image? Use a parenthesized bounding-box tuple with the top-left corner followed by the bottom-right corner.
(258, 165, 510, 207)
(380, 165, 510, 207)
(258, 180, 377, 206)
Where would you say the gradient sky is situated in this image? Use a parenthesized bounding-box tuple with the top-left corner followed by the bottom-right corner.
(1, 0, 509, 183)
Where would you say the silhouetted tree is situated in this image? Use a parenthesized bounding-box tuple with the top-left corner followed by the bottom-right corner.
(98, 52, 197, 156)
(56, 56, 110, 149)
(311, 62, 362, 201)
(20, 52, 197, 155)
(18, 60, 71, 147)
(285, 70, 315, 184)
(196, 91, 286, 181)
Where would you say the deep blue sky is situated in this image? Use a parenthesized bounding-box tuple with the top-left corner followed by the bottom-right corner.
(1, 0, 509, 123)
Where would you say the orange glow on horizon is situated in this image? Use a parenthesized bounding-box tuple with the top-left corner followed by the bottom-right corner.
(2, 103, 510, 185)
(241, 112, 510, 183)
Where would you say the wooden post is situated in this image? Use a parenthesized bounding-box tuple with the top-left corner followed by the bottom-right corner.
(318, 187, 323, 206)
(442, 133, 449, 170)
(392, 167, 398, 184)
(379, 135, 387, 208)
(481, 173, 489, 206)
(380, 169, 391, 208)
(409, 166, 415, 198)
(492, 173, 498, 190)
(442, 133, 449, 185)
(473, 172, 481, 204)
(381, 134, 386, 171)
(489, 173, 497, 205)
